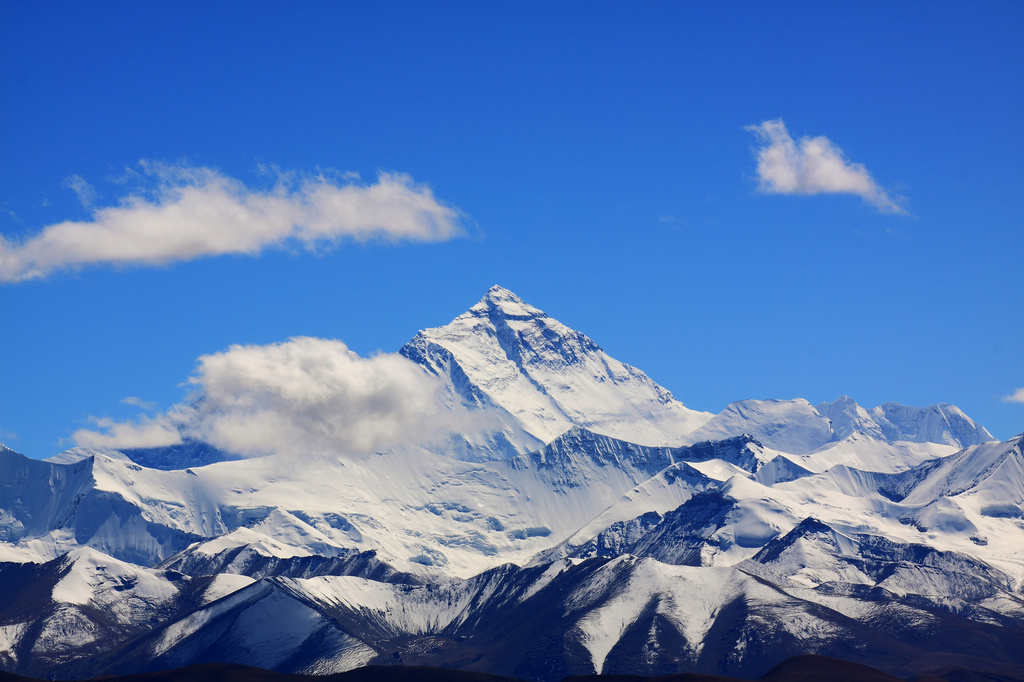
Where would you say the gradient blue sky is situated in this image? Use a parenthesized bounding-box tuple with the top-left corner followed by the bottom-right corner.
(2, 1, 1022, 458)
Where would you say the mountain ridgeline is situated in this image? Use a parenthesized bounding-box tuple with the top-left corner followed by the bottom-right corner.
(0, 286, 1020, 681)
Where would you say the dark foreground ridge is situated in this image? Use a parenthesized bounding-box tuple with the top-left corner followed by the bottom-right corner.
(1, 656, 1022, 682)
(0, 665, 521, 682)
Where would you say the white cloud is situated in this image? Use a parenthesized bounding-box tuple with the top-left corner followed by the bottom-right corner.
(120, 396, 156, 411)
(75, 416, 183, 450)
(1002, 388, 1024, 404)
(746, 119, 906, 214)
(62, 174, 97, 210)
(1, 163, 464, 283)
(74, 337, 478, 457)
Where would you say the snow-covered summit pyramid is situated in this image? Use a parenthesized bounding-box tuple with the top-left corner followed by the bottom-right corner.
(401, 285, 713, 446)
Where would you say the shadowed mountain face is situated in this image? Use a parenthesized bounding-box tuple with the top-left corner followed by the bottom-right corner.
(0, 288, 1020, 681)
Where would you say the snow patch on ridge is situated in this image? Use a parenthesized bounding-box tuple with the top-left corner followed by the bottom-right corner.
(52, 547, 179, 608)
(570, 558, 746, 673)
(200, 574, 256, 605)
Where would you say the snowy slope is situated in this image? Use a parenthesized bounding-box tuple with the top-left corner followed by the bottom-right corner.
(900, 435, 1024, 508)
(0, 447, 226, 566)
(573, 438, 1024, 586)
(795, 435, 958, 474)
(0, 547, 215, 677)
(4, 426, 735, 577)
(684, 399, 834, 455)
(738, 516, 1024, 627)
(3, 402, 1017, 587)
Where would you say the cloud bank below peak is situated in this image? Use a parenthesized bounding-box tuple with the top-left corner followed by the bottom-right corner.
(746, 119, 907, 214)
(0, 162, 464, 283)
(74, 336, 482, 457)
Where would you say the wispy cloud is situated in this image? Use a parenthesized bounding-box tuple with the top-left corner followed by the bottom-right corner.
(120, 396, 156, 411)
(1002, 388, 1024, 404)
(1, 162, 464, 283)
(746, 119, 906, 214)
(74, 337, 481, 457)
(62, 174, 97, 210)
(77, 415, 183, 450)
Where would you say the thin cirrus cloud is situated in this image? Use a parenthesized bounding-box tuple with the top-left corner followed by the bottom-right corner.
(74, 336, 484, 457)
(746, 119, 907, 214)
(1003, 388, 1024, 404)
(0, 162, 464, 283)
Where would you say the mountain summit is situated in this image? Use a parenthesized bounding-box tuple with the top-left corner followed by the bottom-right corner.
(401, 285, 713, 446)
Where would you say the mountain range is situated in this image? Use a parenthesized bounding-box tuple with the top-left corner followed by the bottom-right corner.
(0, 286, 1021, 680)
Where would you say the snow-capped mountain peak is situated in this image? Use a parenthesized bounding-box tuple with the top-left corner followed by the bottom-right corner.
(817, 396, 994, 449)
(473, 284, 548, 321)
(814, 395, 885, 441)
(401, 286, 712, 447)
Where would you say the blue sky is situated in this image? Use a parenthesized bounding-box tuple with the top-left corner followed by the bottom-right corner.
(2, 1, 1022, 458)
